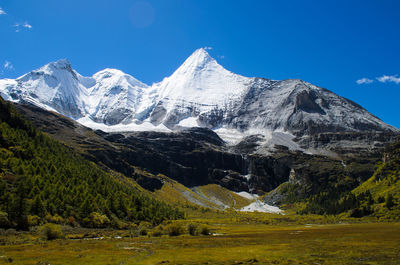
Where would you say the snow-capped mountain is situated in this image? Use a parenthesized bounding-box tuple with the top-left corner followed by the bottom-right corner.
(0, 48, 397, 145)
(149, 48, 251, 127)
(88, 68, 149, 125)
(0, 59, 88, 118)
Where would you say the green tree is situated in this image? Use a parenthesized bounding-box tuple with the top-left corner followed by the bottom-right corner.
(79, 196, 95, 219)
(31, 195, 46, 218)
(386, 193, 395, 209)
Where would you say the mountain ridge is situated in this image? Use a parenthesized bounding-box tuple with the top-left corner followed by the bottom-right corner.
(0, 48, 397, 149)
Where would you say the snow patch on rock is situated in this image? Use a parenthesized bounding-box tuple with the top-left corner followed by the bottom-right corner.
(178, 117, 199, 127)
(235, 191, 258, 200)
(240, 200, 282, 213)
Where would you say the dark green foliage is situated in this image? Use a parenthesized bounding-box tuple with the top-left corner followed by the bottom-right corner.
(0, 97, 183, 228)
(300, 190, 375, 217)
(31, 195, 46, 218)
(386, 194, 395, 209)
(0, 211, 9, 227)
(137, 221, 152, 235)
(199, 225, 210, 235)
(298, 139, 400, 217)
(349, 206, 372, 218)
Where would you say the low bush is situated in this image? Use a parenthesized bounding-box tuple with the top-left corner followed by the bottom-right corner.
(199, 225, 210, 235)
(40, 223, 64, 240)
(187, 223, 199, 236)
(138, 221, 152, 236)
(27, 215, 41, 226)
(165, 222, 185, 236)
(150, 225, 164, 237)
(82, 212, 110, 228)
(0, 211, 10, 228)
(44, 214, 64, 224)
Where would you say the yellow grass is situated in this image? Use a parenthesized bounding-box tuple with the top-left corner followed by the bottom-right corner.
(1, 222, 399, 264)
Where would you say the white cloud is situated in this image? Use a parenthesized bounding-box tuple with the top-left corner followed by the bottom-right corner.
(14, 22, 33, 32)
(3, 61, 13, 70)
(203, 46, 213, 50)
(0, 7, 6, 15)
(22, 22, 32, 29)
(218, 55, 225, 59)
(377, 75, 400, 84)
(356, 78, 374, 85)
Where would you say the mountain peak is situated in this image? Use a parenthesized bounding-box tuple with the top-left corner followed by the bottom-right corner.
(176, 48, 219, 74)
(190, 47, 213, 61)
(93, 68, 127, 79)
(30, 59, 77, 79)
(93, 68, 148, 88)
(47, 59, 72, 70)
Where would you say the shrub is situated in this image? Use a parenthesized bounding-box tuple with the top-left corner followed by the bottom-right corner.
(150, 225, 164, 237)
(0, 211, 10, 228)
(165, 222, 185, 236)
(199, 225, 210, 235)
(40, 223, 64, 240)
(127, 223, 138, 237)
(4, 228, 17, 236)
(187, 223, 199, 236)
(44, 214, 64, 224)
(67, 216, 79, 227)
(83, 212, 110, 228)
(138, 221, 152, 236)
(27, 215, 41, 226)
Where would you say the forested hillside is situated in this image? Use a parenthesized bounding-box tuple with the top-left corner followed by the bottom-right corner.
(350, 140, 400, 219)
(0, 97, 183, 230)
(274, 140, 400, 219)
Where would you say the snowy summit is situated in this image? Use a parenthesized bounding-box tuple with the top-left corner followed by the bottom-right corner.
(0, 48, 397, 147)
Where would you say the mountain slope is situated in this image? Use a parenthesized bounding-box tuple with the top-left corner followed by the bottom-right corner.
(0, 96, 182, 229)
(351, 140, 400, 219)
(88, 68, 150, 125)
(0, 59, 89, 118)
(0, 49, 397, 147)
(149, 48, 251, 127)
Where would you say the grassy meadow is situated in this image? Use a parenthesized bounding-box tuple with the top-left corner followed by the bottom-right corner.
(1, 214, 399, 265)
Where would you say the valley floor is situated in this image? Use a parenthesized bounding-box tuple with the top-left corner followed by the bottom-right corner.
(1, 221, 400, 264)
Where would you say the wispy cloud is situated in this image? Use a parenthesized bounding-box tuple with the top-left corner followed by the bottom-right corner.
(356, 78, 374, 85)
(203, 46, 213, 50)
(3, 61, 13, 70)
(218, 55, 225, 59)
(357, 74, 400, 85)
(0, 7, 6, 15)
(377, 75, 400, 84)
(14, 22, 33, 32)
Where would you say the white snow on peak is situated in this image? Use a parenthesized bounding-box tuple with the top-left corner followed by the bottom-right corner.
(0, 48, 397, 141)
(92, 68, 147, 89)
(87, 68, 150, 124)
(8, 59, 88, 118)
(154, 48, 251, 110)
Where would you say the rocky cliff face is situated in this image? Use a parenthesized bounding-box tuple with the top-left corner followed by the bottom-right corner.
(14, 102, 385, 197)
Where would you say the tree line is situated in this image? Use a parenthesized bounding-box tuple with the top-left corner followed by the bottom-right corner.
(0, 98, 183, 230)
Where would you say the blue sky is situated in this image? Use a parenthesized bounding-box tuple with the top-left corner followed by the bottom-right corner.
(1, 0, 399, 128)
